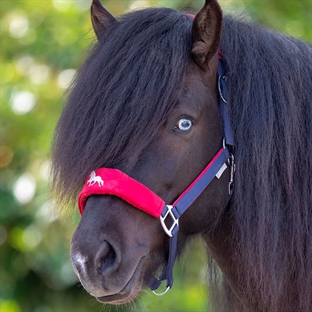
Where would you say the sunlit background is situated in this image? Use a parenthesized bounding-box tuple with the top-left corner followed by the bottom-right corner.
(1, 0, 311, 311)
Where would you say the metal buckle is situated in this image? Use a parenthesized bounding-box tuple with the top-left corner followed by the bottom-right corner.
(160, 205, 179, 237)
(228, 154, 235, 195)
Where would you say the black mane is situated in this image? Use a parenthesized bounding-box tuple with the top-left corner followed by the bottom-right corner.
(51, 8, 193, 205)
(219, 16, 312, 311)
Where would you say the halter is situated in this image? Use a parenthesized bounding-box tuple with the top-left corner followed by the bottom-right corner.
(77, 55, 234, 295)
(78, 13, 234, 295)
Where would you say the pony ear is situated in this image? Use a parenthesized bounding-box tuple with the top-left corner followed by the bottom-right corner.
(91, 0, 117, 40)
(192, 0, 223, 69)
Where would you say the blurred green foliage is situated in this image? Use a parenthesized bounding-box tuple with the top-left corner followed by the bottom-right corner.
(1, 1, 311, 311)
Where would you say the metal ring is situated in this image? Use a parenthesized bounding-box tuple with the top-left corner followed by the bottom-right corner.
(152, 285, 171, 296)
(218, 75, 228, 103)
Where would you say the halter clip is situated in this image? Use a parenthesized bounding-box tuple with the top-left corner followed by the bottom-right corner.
(228, 154, 235, 195)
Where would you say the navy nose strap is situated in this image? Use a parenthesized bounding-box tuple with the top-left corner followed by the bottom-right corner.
(150, 58, 235, 295)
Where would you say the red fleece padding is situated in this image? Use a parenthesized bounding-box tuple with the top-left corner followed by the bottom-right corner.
(78, 168, 165, 218)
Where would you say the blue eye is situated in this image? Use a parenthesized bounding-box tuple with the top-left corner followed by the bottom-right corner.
(176, 118, 192, 131)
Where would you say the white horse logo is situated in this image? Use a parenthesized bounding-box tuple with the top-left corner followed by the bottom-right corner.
(87, 171, 104, 187)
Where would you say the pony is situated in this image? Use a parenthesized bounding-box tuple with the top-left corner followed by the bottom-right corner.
(51, 0, 312, 311)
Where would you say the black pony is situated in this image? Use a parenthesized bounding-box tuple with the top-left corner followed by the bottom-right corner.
(51, 0, 312, 311)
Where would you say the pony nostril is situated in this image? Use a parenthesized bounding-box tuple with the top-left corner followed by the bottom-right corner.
(94, 241, 118, 275)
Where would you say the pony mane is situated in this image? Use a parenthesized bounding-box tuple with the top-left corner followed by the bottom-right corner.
(218, 15, 312, 312)
(51, 8, 193, 207)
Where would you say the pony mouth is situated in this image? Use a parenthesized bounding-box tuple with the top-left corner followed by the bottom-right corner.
(95, 257, 145, 305)
(96, 290, 140, 305)
(95, 275, 142, 305)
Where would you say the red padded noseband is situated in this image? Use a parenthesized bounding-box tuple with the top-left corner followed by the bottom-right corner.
(78, 168, 165, 218)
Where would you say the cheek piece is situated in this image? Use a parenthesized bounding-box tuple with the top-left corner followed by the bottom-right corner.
(77, 17, 235, 296)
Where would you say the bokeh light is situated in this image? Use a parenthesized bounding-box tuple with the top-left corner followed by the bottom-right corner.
(0, 146, 14, 168)
(129, 0, 150, 11)
(9, 12, 29, 38)
(57, 69, 76, 89)
(13, 173, 36, 204)
(10, 91, 37, 115)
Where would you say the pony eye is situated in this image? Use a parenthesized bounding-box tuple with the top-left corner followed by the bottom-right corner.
(176, 118, 193, 131)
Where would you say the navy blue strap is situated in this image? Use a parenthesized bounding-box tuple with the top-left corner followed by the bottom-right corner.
(175, 148, 230, 216)
(151, 149, 232, 293)
(150, 59, 234, 294)
(150, 231, 178, 292)
(218, 62, 235, 147)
